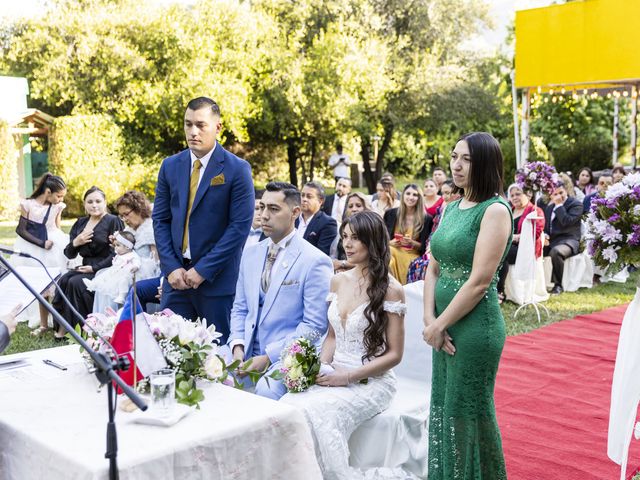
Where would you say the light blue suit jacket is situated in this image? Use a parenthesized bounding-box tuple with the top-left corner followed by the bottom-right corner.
(228, 233, 333, 363)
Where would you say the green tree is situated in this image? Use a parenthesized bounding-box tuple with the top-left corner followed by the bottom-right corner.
(0, 121, 20, 220)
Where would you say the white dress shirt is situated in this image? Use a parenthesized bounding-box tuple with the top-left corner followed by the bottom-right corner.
(183, 145, 215, 259)
(296, 213, 313, 239)
(331, 194, 347, 223)
(229, 228, 297, 353)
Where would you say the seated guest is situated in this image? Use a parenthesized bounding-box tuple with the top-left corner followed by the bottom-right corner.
(245, 189, 265, 248)
(575, 167, 597, 197)
(371, 179, 400, 216)
(371, 172, 400, 202)
(583, 174, 613, 213)
(407, 180, 459, 283)
(384, 184, 433, 285)
(282, 211, 405, 479)
(612, 165, 626, 183)
(432, 166, 448, 194)
(497, 184, 545, 302)
(560, 172, 583, 202)
(322, 177, 351, 224)
(229, 182, 333, 400)
(93, 190, 159, 314)
(422, 178, 443, 217)
(52, 187, 123, 337)
(543, 182, 583, 294)
(296, 182, 337, 256)
(333, 192, 372, 273)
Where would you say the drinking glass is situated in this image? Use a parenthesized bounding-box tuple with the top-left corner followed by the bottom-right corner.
(150, 368, 175, 416)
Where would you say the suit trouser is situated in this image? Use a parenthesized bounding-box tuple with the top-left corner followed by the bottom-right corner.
(544, 243, 576, 286)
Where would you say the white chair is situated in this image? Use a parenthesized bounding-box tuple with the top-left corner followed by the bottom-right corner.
(348, 280, 430, 478)
(543, 251, 593, 292)
(504, 256, 549, 305)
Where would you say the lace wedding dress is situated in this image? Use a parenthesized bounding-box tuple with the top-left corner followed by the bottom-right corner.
(283, 292, 416, 480)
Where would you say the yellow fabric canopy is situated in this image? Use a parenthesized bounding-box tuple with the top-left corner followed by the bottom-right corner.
(515, 0, 640, 90)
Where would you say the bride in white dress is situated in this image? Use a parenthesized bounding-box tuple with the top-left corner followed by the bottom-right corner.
(283, 211, 410, 480)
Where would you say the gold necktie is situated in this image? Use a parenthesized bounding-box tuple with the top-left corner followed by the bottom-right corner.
(182, 159, 202, 254)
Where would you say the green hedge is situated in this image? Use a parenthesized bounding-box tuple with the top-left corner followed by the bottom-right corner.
(49, 115, 159, 215)
(551, 137, 612, 175)
(0, 121, 20, 220)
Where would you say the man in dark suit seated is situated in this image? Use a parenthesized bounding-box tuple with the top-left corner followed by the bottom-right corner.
(543, 182, 584, 294)
(583, 174, 612, 213)
(296, 182, 337, 256)
(322, 177, 351, 224)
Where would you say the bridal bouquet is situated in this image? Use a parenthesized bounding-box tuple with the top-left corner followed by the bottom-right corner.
(585, 172, 640, 275)
(278, 337, 321, 393)
(516, 161, 560, 194)
(146, 310, 237, 407)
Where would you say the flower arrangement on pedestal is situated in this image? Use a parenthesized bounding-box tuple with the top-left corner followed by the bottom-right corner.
(516, 161, 560, 194)
(585, 172, 640, 275)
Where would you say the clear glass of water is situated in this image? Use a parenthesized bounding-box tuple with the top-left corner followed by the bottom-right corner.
(150, 368, 175, 416)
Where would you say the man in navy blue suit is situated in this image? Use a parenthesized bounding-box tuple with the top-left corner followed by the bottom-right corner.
(296, 182, 337, 256)
(153, 97, 254, 342)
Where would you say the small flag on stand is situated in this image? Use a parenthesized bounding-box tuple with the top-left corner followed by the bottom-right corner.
(110, 289, 166, 393)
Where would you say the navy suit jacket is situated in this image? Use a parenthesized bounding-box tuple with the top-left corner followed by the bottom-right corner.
(296, 211, 337, 256)
(543, 196, 583, 253)
(152, 143, 255, 296)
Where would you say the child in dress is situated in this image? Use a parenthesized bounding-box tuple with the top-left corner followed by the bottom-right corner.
(12, 173, 69, 335)
(83, 231, 141, 305)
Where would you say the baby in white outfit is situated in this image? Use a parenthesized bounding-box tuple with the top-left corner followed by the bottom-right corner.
(84, 231, 141, 304)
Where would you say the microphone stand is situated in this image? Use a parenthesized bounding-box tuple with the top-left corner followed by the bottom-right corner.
(0, 255, 147, 480)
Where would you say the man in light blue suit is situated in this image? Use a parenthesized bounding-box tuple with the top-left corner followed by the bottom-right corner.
(229, 182, 333, 400)
(153, 97, 254, 343)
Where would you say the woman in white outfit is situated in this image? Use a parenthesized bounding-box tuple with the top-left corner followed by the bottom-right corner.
(283, 211, 411, 480)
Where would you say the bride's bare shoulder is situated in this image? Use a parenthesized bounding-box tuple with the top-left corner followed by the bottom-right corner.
(385, 276, 405, 303)
(330, 270, 349, 290)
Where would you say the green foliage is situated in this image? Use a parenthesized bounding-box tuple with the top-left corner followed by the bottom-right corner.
(553, 136, 613, 174)
(531, 94, 627, 172)
(0, 122, 20, 220)
(49, 115, 156, 214)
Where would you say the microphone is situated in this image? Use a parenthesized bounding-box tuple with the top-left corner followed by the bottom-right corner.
(0, 247, 32, 258)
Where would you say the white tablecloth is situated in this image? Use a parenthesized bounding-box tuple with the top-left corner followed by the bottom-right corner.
(0, 346, 322, 480)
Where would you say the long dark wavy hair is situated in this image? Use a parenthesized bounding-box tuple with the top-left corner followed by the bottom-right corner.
(340, 211, 391, 361)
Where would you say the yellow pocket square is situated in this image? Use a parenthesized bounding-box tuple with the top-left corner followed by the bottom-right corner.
(210, 174, 225, 186)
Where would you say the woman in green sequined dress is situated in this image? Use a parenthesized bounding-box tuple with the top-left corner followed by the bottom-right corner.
(422, 132, 513, 479)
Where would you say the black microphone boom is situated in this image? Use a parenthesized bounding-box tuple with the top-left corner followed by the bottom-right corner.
(0, 254, 147, 480)
(0, 246, 31, 258)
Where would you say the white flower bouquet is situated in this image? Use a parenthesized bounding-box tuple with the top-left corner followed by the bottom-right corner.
(147, 309, 235, 407)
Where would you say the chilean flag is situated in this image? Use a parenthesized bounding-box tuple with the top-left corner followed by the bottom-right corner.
(110, 290, 167, 392)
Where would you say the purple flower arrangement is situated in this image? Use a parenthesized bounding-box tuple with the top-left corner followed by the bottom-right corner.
(516, 161, 560, 194)
(585, 172, 640, 274)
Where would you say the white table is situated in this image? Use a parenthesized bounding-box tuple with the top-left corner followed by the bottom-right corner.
(0, 346, 322, 480)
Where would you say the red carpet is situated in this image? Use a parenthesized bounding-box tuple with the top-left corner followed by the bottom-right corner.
(496, 304, 640, 480)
